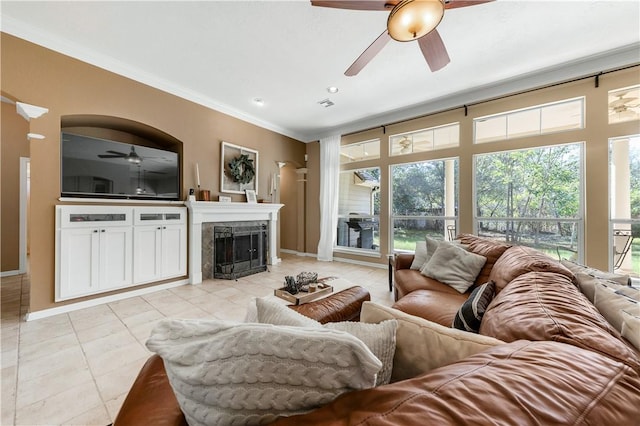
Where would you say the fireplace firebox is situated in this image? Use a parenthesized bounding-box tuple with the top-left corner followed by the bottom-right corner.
(213, 222, 268, 279)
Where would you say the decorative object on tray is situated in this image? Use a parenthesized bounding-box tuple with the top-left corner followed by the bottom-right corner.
(220, 141, 258, 194)
(276, 272, 332, 304)
(297, 271, 318, 285)
(284, 276, 299, 294)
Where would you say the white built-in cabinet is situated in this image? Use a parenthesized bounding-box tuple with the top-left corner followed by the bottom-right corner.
(56, 205, 186, 301)
(133, 207, 187, 285)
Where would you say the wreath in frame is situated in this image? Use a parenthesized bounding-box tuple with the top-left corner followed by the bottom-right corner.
(229, 154, 255, 184)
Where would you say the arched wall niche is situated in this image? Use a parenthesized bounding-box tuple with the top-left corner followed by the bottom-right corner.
(61, 114, 183, 153)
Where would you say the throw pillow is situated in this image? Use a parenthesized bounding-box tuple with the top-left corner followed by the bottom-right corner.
(452, 280, 496, 333)
(621, 310, 640, 351)
(360, 301, 504, 383)
(593, 284, 640, 332)
(254, 297, 397, 386)
(325, 321, 397, 386)
(146, 319, 382, 426)
(409, 240, 428, 270)
(421, 242, 487, 293)
(255, 297, 322, 327)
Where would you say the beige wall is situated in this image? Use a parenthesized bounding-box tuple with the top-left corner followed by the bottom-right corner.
(1, 99, 30, 272)
(307, 68, 640, 269)
(1, 33, 305, 312)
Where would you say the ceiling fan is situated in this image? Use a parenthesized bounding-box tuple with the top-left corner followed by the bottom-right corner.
(609, 91, 640, 119)
(311, 0, 493, 76)
(98, 146, 143, 164)
(398, 136, 412, 153)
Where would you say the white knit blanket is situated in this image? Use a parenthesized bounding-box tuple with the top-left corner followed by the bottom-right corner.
(147, 319, 382, 426)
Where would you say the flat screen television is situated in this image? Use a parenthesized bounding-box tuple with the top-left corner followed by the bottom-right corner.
(61, 132, 180, 200)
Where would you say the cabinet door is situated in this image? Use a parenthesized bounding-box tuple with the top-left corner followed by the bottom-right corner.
(133, 226, 162, 284)
(160, 224, 187, 279)
(59, 228, 99, 299)
(99, 226, 133, 290)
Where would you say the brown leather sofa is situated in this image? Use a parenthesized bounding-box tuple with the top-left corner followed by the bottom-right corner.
(114, 236, 640, 425)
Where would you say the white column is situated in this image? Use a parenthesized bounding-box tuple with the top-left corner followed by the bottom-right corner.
(189, 221, 203, 284)
(269, 211, 281, 264)
(611, 138, 632, 270)
(444, 159, 456, 240)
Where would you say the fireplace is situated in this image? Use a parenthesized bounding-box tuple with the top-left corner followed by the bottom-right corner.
(211, 222, 267, 279)
(186, 201, 284, 284)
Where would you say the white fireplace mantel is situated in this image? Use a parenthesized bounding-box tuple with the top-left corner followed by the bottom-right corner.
(185, 201, 284, 284)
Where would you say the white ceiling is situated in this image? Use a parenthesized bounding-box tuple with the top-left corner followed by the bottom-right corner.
(2, 0, 639, 142)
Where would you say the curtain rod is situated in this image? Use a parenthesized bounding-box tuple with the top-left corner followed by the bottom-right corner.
(344, 63, 640, 138)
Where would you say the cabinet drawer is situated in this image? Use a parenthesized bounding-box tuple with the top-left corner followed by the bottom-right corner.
(133, 207, 186, 225)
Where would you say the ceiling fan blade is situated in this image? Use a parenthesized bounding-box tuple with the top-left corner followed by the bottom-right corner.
(418, 29, 450, 72)
(106, 150, 127, 156)
(345, 30, 392, 76)
(98, 155, 125, 159)
(445, 0, 494, 9)
(610, 97, 638, 108)
(311, 1, 396, 11)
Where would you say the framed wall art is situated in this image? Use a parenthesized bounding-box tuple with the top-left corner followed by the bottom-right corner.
(245, 189, 257, 204)
(220, 141, 258, 194)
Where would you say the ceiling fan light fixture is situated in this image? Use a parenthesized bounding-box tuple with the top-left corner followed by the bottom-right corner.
(387, 0, 445, 42)
(127, 146, 142, 164)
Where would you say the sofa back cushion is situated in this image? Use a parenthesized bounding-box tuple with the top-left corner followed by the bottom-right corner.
(270, 340, 640, 426)
(480, 271, 640, 371)
(489, 245, 574, 292)
(361, 301, 503, 383)
(457, 234, 511, 287)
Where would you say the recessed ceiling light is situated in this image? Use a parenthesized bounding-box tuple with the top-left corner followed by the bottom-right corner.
(327, 86, 339, 94)
(252, 98, 265, 106)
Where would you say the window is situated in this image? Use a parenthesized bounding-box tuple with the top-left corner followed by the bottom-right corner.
(609, 85, 640, 124)
(474, 98, 585, 144)
(609, 135, 640, 277)
(336, 168, 380, 253)
(474, 143, 583, 260)
(390, 158, 458, 251)
(340, 139, 380, 164)
(389, 123, 459, 156)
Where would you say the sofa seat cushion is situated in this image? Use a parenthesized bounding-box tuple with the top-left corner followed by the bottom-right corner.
(480, 271, 640, 371)
(392, 288, 468, 326)
(270, 340, 640, 426)
(489, 245, 575, 292)
(394, 269, 461, 300)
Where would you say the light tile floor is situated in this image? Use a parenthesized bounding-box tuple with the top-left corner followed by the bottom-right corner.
(1, 254, 394, 425)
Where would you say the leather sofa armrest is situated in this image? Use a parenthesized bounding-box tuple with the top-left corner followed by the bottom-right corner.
(112, 355, 187, 426)
(395, 253, 415, 271)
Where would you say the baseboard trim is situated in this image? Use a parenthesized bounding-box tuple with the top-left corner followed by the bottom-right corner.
(280, 249, 315, 257)
(25, 278, 189, 321)
(333, 256, 387, 270)
(1, 269, 26, 278)
(280, 249, 387, 270)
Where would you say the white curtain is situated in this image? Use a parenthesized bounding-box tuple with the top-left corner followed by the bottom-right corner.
(317, 134, 341, 261)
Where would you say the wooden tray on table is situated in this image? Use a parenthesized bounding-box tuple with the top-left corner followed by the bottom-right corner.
(274, 282, 334, 305)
